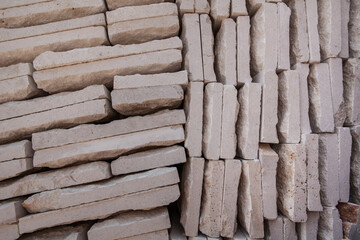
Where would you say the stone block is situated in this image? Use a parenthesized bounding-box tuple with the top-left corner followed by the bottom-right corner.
(119, 230, 169, 240)
(231, 0, 247, 18)
(265, 218, 282, 240)
(246, 0, 265, 16)
(0, 63, 33, 81)
(200, 14, 216, 83)
(169, 207, 187, 240)
(195, 0, 210, 14)
(0, 140, 33, 162)
(318, 207, 343, 240)
(282, 216, 298, 240)
(349, 0, 360, 57)
(0, 0, 51, 10)
(337, 202, 360, 239)
(277, 2, 291, 71)
(209, 0, 230, 31)
(0, 158, 33, 181)
(351, 126, 360, 204)
(340, 0, 350, 58)
(304, 0, 321, 63)
(176, 0, 194, 16)
(337, 127, 352, 203)
(343, 58, 360, 126)
(106, 0, 172, 10)
(236, 16, 252, 85)
(0, 198, 27, 224)
(296, 212, 320, 240)
(0, 224, 19, 240)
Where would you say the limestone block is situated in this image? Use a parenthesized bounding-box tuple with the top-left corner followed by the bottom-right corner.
(0, 99, 113, 144)
(23, 167, 179, 213)
(237, 159, 264, 238)
(274, 144, 307, 222)
(18, 184, 180, 234)
(340, 0, 350, 58)
(265, 218, 283, 240)
(119, 230, 169, 240)
(259, 144, 278, 220)
(203, 83, 223, 160)
(33, 110, 185, 151)
(114, 71, 188, 89)
(0, 63, 33, 81)
(277, 2, 291, 71)
(184, 82, 204, 157)
(282, 216, 297, 240)
(220, 86, 239, 159)
(221, 160, 241, 238)
(317, 0, 342, 60)
(287, 0, 309, 65)
(0, 224, 19, 240)
(236, 83, 261, 159)
(106, 0, 172, 10)
(246, 0, 264, 16)
(200, 14, 216, 83)
(350, 126, 360, 204)
(111, 146, 186, 175)
(253, 71, 278, 143)
(304, 0, 321, 63)
(0, 0, 106, 28)
(296, 212, 320, 240)
(349, 0, 360, 57)
(0, 161, 111, 201)
(176, 0, 194, 16)
(33, 37, 182, 71)
(250, 3, 278, 76)
(209, 0, 230, 31)
(343, 58, 360, 126)
(0, 158, 33, 181)
(88, 208, 170, 240)
(195, 0, 210, 14)
(291, 63, 311, 134)
(318, 134, 340, 207)
(231, 0, 247, 18)
(301, 134, 322, 211)
(0, 140, 33, 162)
(215, 18, 237, 86)
(0, 0, 51, 10)
(318, 207, 343, 240)
(0, 76, 42, 104)
(0, 198, 27, 224)
(199, 160, 224, 237)
(181, 14, 203, 82)
(337, 202, 360, 239)
(308, 64, 335, 133)
(33, 49, 182, 93)
(180, 157, 204, 237)
(337, 127, 352, 203)
(236, 16, 252, 85)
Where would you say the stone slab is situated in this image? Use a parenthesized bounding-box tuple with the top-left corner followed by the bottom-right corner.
(337, 127, 352, 203)
(340, 0, 350, 58)
(304, 0, 321, 63)
(0, 140, 33, 162)
(111, 145, 186, 175)
(209, 0, 230, 31)
(195, 0, 210, 14)
(106, 0, 172, 10)
(119, 230, 169, 240)
(350, 126, 360, 204)
(19, 223, 89, 240)
(318, 207, 343, 240)
(0, 161, 111, 201)
(231, 0, 247, 18)
(0, 198, 27, 224)
(277, 2, 291, 71)
(349, 0, 360, 58)
(247, 0, 264, 16)
(265, 218, 282, 240)
(0, 223, 19, 240)
(18, 184, 180, 234)
(282, 216, 297, 240)
(0, 63, 33, 81)
(200, 14, 216, 83)
(343, 58, 360, 126)
(180, 157, 205, 237)
(0, 158, 33, 181)
(236, 82, 261, 159)
(296, 212, 320, 240)
(236, 16, 251, 85)
(177, 0, 194, 16)
(0, 0, 51, 10)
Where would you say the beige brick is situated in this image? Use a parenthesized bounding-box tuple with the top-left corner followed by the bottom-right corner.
(0, 140, 33, 162)
(0, 63, 33, 81)
(304, 0, 321, 63)
(176, 0, 195, 16)
(231, 0, 247, 18)
(0, 223, 19, 240)
(236, 16, 252, 85)
(296, 212, 320, 240)
(106, 0, 172, 10)
(195, 0, 210, 14)
(340, 0, 350, 58)
(343, 58, 360, 126)
(0, 158, 32, 181)
(337, 127, 352, 203)
(349, 0, 360, 58)
(350, 126, 360, 204)
(0, 198, 27, 224)
(209, 0, 230, 31)
(318, 207, 343, 240)
(277, 2, 291, 71)
(0, 75, 41, 104)
(200, 14, 216, 83)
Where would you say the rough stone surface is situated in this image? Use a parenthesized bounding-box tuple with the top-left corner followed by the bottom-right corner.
(337, 127, 352, 203)
(282, 216, 298, 240)
(297, 212, 320, 240)
(304, 0, 321, 63)
(0, 198, 27, 225)
(0, 140, 33, 162)
(231, 0, 247, 18)
(351, 126, 360, 204)
(119, 230, 169, 240)
(277, 2, 291, 71)
(195, 0, 210, 14)
(0, 0, 52, 10)
(340, 0, 350, 58)
(246, 0, 264, 16)
(343, 58, 360, 126)
(236, 16, 252, 85)
(19, 224, 89, 240)
(349, 0, 360, 58)
(176, 0, 194, 16)
(337, 202, 360, 239)
(106, 0, 171, 10)
(0, 63, 33, 81)
(265, 217, 282, 240)
(169, 207, 187, 240)
(318, 207, 343, 240)
(209, 0, 230, 31)
(0, 223, 19, 240)
(0, 158, 33, 181)
(236, 83, 261, 159)
(200, 14, 216, 83)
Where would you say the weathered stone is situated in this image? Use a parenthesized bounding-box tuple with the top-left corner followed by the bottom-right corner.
(265, 218, 283, 240)
(259, 144, 278, 220)
(250, 3, 278, 76)
(199, 160, 224, 237)
(318, 134, 340, 207)
(337, 202, 360, 239)
(304, 0, 321, 63)
(308, 64, 335, 133)
(349, 0, 360, 58)
(106, 0, 171, 10)
(340, 0, 350, 58)
(0, 223, 19, 240)
(119, 230, 169, 240)
(33, 49, 182, 93)
(0, 198, 27, 224)
(203, 83, 223, 160)
(237, 159, 264, 238)
(0, 63, 33, 81)
(88, 208, 170, 240)
(184, 82, 204, 157)
(343, 58, 360, 126)
(111, 85, 183, 116)
(169, 207, 187, 240)
(318, 207, 343, 240)
(195, 0, 210, 14)
(181, 14, 203, 82)
(246, 0, 264, 16)
(231, 0, 247, 18)
(253, 71, 278, 143)
(236, 16, 252, 85)
(18, 184, 180, 234)
(111, 146, 186, 175)
(188, 234, 207, 240)
(0, 158, 33, 181)
(209, 0, 230, 31)
(180, 157, 204, 237)
(317, 0, 342, 60)
(282, 216, 298, 240)
(0, 140, 33, 162)
(0, 161, 111, 201)
(296, 212, 320, 240)
(301, 134, 323, 211)
(277, 2, 291, 71)
(23, 167, 179, 213)
(0, 26, 108, 67)
(274, 144, 307, 222)
(200, 14, 216, 83)
(215, 18, 237, 86)
(0, 0, 51, 10)
(221, 160, 241, 238)
(351, 126, 360, 204)
(176, 0, 194, 16)
(337, 127, 352, 202)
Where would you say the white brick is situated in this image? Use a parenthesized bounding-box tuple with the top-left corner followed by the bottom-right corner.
(277, 2, 291, 71)
(236, 16, 252, 85)
(231, 0, 247, 18)
(200, 14, 216, 83)
(304, 0, 321, 63)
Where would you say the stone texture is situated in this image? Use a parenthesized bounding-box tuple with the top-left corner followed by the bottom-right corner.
(88, 207, 170, 240)
(184, 82, 204, 157)
(209, 0, 230, 31)
(0, 223, 19, 240)
(221, 160, 241, 238)
(340, 0, 350, 58)
(259, 144, 278, 220)
(203, 83, 223, 160)
(277, 2, 291, 71)
(23, 167, 179, 213)
(111, 146, 186, 175)
(304, 0, 321, 63)
(337, 202, 360, 240)
(19, 224, 89, 240)
(237, 159, 264, 239)
(0, 161, 111, 201)
(236, 16, 252, 85)
(199, 160, 224, 237)
(282, 216, 298, 240)
(119, 230, 169, 240)
(0, 63, 33, 81)
(350, 126, 360, 204)
(308, 63, 335, 133)
(0, 158, 33, 181)
(0, 0, 51, 10)
(337, 127, 352, 203)
(0, 198, 27, 224)
(236, 83, 261, 159)
(265, 218, 283, 240)
(176, 0, 194, 16)
(349, 0, 360, 58)
(220, 85, 239, 159)
(318, 134, 340, 207)
(253, 71, 279, 143)
(181, 14, 203, 82)
(169, 207, 187, 240)
(274, 144, 307, 222)
(215, 18, 237, 86)
(246, 0, 264, 16)
(297, 212, 320, 240)
(0, 140, 33, 162)
(34, 125, 184, 169)
(180, 157, 205, 237)
(200, 14, 216, 83)
(0, 26, 108, 67)
(106, 0, 172, 10)
(318, 207, 343, 240)
(33, 109, 185, 151)
(18, 184, 180, 234)
(195, 0, 210, 14)
(301, 134, 323, 211)
(231, 0, 247, 18)
(317, 0, 342, 60)
(343, 58, 360, 126)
